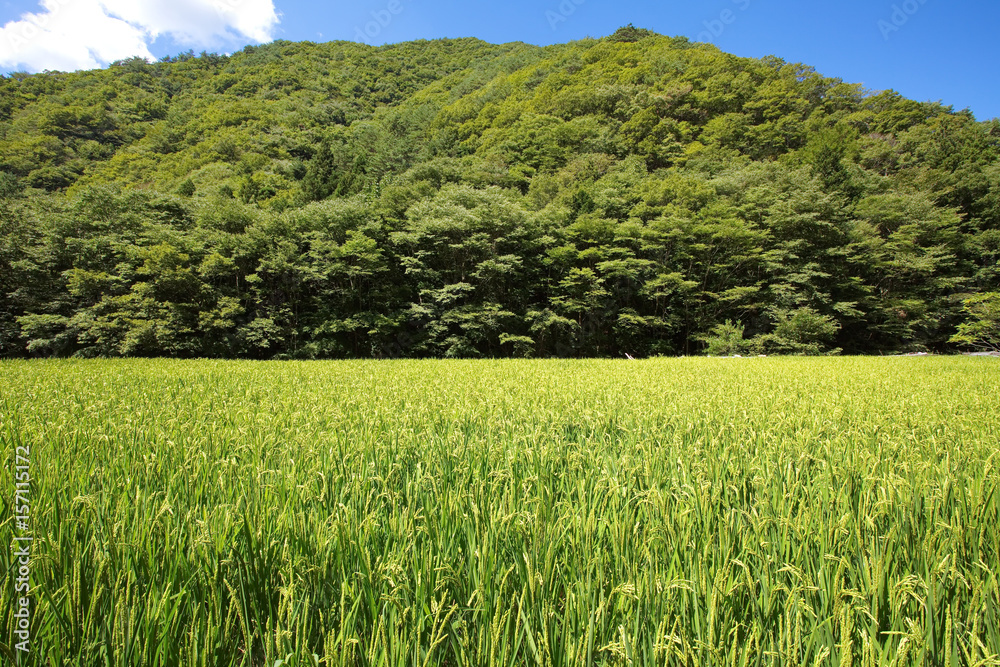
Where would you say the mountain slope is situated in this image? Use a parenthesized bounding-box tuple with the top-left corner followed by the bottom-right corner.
(1, 28, 998, 358)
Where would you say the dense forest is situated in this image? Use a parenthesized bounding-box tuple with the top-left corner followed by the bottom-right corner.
(1, 25, 998, 358)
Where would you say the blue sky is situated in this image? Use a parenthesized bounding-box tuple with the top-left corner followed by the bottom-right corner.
(2, 0, 998, 120)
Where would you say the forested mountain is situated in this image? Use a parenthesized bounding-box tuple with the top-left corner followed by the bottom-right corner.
(2, 26, 998, 358)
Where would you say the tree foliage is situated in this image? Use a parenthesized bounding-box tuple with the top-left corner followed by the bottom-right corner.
(950, 293, 1000, 352)
(1, 30, 997, 358)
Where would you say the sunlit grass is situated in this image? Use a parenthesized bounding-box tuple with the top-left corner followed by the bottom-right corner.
(1, 357, 998, 665)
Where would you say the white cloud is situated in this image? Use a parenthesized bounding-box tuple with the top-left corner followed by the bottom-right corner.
(101, 0, 279, 45)
(0, 0, 279, 72)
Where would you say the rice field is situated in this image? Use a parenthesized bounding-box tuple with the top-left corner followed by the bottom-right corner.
(1, 357, 998, 666)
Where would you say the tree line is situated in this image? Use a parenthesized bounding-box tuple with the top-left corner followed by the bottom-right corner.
(1, 28, 997, 358)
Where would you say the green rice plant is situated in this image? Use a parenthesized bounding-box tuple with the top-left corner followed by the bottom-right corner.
(0, 357, 997, 665)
